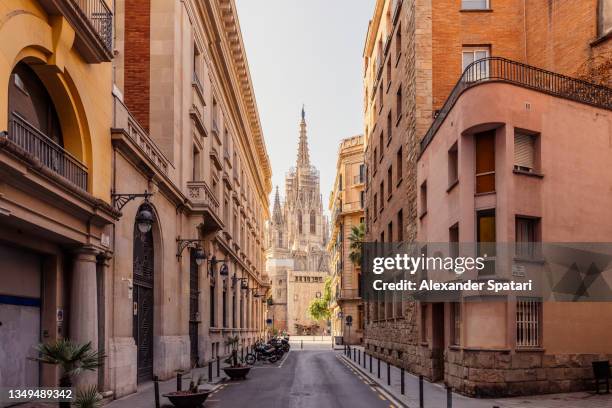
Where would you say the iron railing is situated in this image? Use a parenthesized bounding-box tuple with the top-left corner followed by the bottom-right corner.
(72, 0, 113, 52)
(420, 57, 612, 155)
(5, 112, 88, 190)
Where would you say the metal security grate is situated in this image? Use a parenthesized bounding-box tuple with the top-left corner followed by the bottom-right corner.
(516, 299, 540, 348)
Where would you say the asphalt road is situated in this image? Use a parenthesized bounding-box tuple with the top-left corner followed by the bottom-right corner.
(206, 350, 394, 408)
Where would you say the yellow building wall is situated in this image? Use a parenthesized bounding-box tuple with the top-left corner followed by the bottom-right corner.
(0, 0, 113, 201)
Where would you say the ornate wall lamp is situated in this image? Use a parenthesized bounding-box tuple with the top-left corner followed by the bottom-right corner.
(112, 191, 154, 233)
(176, 238, 207, 264)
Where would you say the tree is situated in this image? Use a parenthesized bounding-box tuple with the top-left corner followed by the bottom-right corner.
(348, 222, 365, 267)
(307, 277, 333, 321)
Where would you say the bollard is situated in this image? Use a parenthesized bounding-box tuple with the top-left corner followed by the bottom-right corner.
(301, 340, 303, 350)
(377, 358, 380, 378)
(363, 352, 366, 368)
(208, 361, 213, 382)
(176, 372, 182, 391)
(369, 354, 372, 373)
(241, 347, 244, 361)
(153, 376, 160, 408)
(217, 356, 220, 377)
(400, 367, 405, 395)
(358, 349, 361, 365)
(419, 375, 424, 408)
(446, 385, 452, 408)
(353, 348, 356, 361)
(387, 361, 390, 386)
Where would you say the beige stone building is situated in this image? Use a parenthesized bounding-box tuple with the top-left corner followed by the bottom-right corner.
(266, 110, 330, 335)
(363, 0, 612, 398)
(107, 0, 272, 396)
(328, 135, 365, 345)
(0, 0, 117, 399)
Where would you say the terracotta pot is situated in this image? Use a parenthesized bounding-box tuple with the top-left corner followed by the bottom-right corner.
(163, 390, 211, 407)
(223, 366, 251, 380)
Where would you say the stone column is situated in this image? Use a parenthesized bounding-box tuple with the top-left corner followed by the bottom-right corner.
(70, 246, 100, 386)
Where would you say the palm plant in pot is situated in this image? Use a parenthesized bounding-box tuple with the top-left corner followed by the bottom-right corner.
(222, 335, 251, 380)
(30, 339, 104, 408)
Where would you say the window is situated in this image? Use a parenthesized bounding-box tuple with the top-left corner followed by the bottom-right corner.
(373, 148, 378, 172)
(475, 131, 495, 193)
(477, 209, 496, 261)
(210, 284, 216, 327)
(448, 142, 458, 186)
(373, 193, 378, 215)
(387, 166, 393, 198)
(380, 181, 385, 211)
(298, 211, 303, 234)
(339, 174, 343, 191)
(461, 0, 489, 10)
(462, 46, 490, 79)
(193, 43, 200, 75)
(451, 302, 461, 345)
(396, 85, 402, 121)
(222, 287, 227, 328)
(514, 132, 536, 172)
(396, 147, 403, 182)
(359, 164, 366, 183)
(397, 209, 403, 242)
(599, 0, 612, 37)
(516, 299, 540, 348)
(360, 191, 365, 209)
(387, 111, 392, 142)
(310, 210, 316, 234)
(192, 146, 200, 181)
(386, 57, 392, 86)
(395, 24, 402, 58)
(419, 181, 427, 216)
(379, 132, 384, 159)
(516, 217, 539, 258)
(449, 223, 459, 258)
(387, 222, 393, 244)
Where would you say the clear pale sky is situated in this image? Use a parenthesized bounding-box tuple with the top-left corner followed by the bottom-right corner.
(235, 0, 375, 211)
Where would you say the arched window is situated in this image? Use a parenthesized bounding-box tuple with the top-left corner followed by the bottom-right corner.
(298, 211, 303, 234)
(310, 210, 316, 234)
(8, 62, 63, 145)
(277, 231, 283, 247)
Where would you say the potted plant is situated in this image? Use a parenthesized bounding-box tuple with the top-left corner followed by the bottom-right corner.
(222, 335, 251, 380)
(163, 375, 211, 408)
(30, 339, 104, 408)
(74, 385, 103, 408)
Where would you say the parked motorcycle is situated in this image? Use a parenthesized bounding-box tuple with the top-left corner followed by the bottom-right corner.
(245, 342, 278, 364)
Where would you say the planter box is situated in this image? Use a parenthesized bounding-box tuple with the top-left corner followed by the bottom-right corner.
(223, 366, 251, 380)
(163, 390, 211, 407)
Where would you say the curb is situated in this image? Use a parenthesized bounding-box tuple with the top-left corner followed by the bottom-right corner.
(340, 353, 410, 408)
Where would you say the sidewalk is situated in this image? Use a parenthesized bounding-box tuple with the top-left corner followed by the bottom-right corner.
(106, 359, 230, 408)
(341, 346, 612, 408)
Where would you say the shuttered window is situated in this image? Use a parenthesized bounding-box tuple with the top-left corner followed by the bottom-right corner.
(475, 131, 495, 193)
(514, 133, 535, 172)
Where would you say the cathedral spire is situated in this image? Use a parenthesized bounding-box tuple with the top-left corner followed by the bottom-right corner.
(297, 105, 310, 168)
(273, 186, 283, 224)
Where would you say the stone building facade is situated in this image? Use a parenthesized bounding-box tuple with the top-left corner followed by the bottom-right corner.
(266, 110, 330, 335)
(109, 0, 271, 396)
(363, 0, 612, 398)
(0, 0, 272, 402)
(328, 135, 366, 345)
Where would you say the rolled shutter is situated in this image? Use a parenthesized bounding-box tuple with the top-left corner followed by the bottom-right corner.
(514, 133, 534, 170)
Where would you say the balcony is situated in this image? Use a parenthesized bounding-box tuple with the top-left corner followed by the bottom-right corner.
(40, 0, 113, 63)
(4, 112, 88, 190)
(338, 289, 361, 301)
(209, 146, 223, 171)
(420, 57, 612, 155)
(186, 181, 223, 233)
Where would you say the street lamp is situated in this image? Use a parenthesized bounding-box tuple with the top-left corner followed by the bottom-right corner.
(193, 246, 207, 266)
(111, 191, 155, 233)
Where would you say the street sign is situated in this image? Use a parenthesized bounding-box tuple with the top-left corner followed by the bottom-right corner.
(345, 315, 353, 326)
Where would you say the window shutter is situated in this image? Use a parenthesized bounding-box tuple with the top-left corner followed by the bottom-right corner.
(514, 133, 534, 171)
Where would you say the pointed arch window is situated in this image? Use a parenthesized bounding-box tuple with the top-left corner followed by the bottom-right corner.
(298, 211, 303, 234)
(310, 210, 316, 234)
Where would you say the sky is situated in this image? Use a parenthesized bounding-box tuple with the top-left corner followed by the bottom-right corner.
(235, 0, 375, 211)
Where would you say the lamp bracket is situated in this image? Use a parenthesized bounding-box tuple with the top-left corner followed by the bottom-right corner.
(176, 238, 204, 258)
(112, 191, 153, 211)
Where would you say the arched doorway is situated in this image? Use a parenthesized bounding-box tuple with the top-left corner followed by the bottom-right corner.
(133, 203, 155, 383)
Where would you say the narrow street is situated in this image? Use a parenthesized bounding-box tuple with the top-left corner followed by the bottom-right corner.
(206, 349, 393, 408)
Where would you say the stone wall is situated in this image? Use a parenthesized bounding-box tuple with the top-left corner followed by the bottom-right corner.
(446, 349, 612, 397)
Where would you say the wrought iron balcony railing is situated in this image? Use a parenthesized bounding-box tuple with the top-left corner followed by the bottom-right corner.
(73, 0, 113, 52)
(5, 112, 88, 190)
(420, 57, 612, 155)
